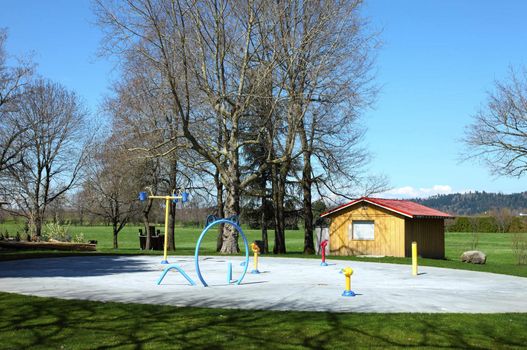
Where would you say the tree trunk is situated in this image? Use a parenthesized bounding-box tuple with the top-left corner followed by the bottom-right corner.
(143, 218, 151, 250)
(215, 117, 225, 252)
(113, 225, 118, 249)
(272, 164, 286, 254)
(215, 170, 224, 252)
(78, 207, 84, 226)
(143, 199, 153, 250)
(275, 189, 286, 254)
(260, 174, 269, 254)
(167, 157, 177, 251)
(168, 201, 176, 251)
(32, 210, 43, 238)
(219, 176, 240, 254)
(302, 155, 315, 254)
(299, 117, 315, 254)
(261, 198, 269, 254)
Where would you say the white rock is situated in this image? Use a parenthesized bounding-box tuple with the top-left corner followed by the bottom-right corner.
(461, 250, 487, 264)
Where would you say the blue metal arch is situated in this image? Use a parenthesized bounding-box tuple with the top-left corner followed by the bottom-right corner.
(157, 264, 196, 286)
(194, 218, 249, 287)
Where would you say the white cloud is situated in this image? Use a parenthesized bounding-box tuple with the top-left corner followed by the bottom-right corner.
(380, 185, 455, 199)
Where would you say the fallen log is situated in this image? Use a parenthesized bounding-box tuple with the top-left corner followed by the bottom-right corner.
(0, 240, 97, 251)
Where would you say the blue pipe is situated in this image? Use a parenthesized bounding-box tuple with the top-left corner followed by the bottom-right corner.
(227, 262, 232, 284)
(157, 264, 196, 286)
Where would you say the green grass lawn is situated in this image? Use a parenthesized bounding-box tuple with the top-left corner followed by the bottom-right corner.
(0, 292, 525, 350)
(0, 222, 304, 254)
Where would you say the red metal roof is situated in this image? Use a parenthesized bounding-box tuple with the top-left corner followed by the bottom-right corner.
(320, 197, 453, 219)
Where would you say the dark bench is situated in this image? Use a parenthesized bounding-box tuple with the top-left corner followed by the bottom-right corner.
(139, 227, 164, 250)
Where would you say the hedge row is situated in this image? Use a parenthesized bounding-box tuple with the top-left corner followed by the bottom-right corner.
(445, 216, 527, 233)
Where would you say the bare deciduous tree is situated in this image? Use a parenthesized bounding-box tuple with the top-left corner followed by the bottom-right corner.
(512, 231, 527, 265)
(2, 79, 90, 237)
(490, 207, 513, 233)
(95, 0, 284, 253)
(107, 63, 178, 250)
(281, 0, 379, 254)
(94, 0, 381, 255)
(106, 57, 212, 250)
(0, 29, 33, 174)
(83, 138, 140, 249)
(465, 67, 527, 177)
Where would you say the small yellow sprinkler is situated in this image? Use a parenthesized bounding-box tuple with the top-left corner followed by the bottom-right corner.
(250, 242, 260, 274)
(341, 267, 356, 297)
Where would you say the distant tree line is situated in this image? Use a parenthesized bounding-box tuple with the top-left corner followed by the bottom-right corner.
(446, 213, 527, 233)
(414, 191, 527, 216)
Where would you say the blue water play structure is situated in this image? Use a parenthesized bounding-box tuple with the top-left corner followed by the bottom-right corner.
(156, 264, 196, 286)
(156, 215, 250, 287)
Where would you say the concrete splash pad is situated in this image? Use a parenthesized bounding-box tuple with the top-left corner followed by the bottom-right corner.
(1, 255, 526, 313)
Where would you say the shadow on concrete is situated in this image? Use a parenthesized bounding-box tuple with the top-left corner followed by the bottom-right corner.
(0, 256, 153, 278)
(240, 281, 268, 285)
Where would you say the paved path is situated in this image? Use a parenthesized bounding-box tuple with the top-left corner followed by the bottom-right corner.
(1, 255, 526, 313)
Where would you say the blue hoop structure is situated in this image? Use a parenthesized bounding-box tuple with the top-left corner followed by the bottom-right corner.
(194, 217, 249, 287)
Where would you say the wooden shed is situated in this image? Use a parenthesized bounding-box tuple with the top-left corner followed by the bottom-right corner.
(319, 197, 452, 259)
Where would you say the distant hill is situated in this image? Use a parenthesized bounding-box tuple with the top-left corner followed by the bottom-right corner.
(412, 191, 527, 216)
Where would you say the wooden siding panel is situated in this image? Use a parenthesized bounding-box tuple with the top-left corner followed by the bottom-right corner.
(328, 203, 406, 257)
(404, 218, 445, 259)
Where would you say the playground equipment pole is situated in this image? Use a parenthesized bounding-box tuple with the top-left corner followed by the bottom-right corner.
(342, 267, 355, 297)
(163, 196, 170, 263)
(138, 190, 189, 264)
(320, 240, 328, 266)
(412, 241, 418, 276)
(251, 242, 260, 274)
(227, 262, 233, 283)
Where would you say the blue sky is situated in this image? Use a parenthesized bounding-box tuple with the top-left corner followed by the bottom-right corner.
(1, 0, 526, 198)
(362, 0, 527, 197)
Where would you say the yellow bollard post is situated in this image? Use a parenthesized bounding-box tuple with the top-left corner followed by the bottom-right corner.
(412, 241, 418, 276)
(341, 267, 355, 297)
(162, 196, 170, 264)
(250, 242, 260, 274)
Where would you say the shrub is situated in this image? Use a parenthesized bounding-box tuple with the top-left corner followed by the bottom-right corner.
(477, 216, 498, 232)
(470, 232, 480, 250)
(42, 222, 71, 242)
(509, 217, 527, 233)
(447, 216, 500, 233)
(447, 217, 470, 232)
(72, 233, 85, 243)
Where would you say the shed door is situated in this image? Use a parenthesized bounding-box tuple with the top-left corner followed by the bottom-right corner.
(352, 220, 374, 240)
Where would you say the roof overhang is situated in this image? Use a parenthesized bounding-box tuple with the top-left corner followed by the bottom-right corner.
(320, 197, 454, 219)
(320, 198, 413, 218)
